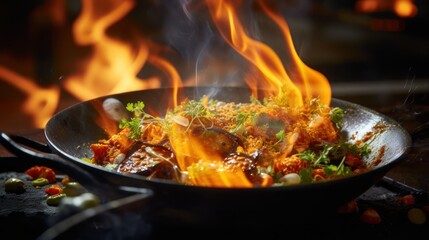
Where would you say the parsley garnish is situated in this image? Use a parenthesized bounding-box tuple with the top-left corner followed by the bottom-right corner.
(119, 101, 157, 140)
(182, 99, 209, 129)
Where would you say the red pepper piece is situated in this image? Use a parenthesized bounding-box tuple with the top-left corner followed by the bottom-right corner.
(25, 166, 57, 183)
(45, 184, 63, 195)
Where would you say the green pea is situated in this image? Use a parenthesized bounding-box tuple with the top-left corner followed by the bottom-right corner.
(4, 178, 25, 193)
(63, 182, 87, 197)
(46, 193, 67, 206)
(32, 177, 49, 187)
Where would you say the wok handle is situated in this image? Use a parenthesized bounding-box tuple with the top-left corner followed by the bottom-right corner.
(5, 133, 52, 153)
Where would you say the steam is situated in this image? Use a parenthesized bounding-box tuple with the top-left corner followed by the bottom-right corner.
(155, 0, 256, 88)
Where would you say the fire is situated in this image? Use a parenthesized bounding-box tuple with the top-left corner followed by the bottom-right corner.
(0, 0, 182, 130)
(206, 0, 331, 106)
(63, 0, 161, 101)
(2, 0, 335, 188)
(0, 66, 60, 128)
(165, 0, 333, 187)
(168, 122, 253, 188)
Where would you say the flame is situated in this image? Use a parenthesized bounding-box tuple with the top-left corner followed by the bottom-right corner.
(169, 123, 221, 171)
(258, 1, 331, 105)
(167, 0, 333, 187)
(206, 0, 331, 106)
(1, 0, 183, 130)
(168, 123, 252, 187)
(148, 55, 183, 108)
(0, 66, 60, 128)
(63, 0, 161, 101)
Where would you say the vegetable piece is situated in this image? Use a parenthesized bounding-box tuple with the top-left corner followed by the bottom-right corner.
(74, 193, 101, 209)
(360, 208, 381, 224)
(45, 184, 63, 195)
(32, 178, 50, 187)
(4, 178, 25, 193)
(61, 176, 71, 185)
(63, 182, 87, 197)
(330, 107, 345, 129)
(344, 153, 363, 168)
(407, 207, 426, 225)
(60, 193, 101, 210)
(399, 194, 415, 206)
(46, 193, 67, 206)
(25, 166, 56, 183)
(90, 144, 109, 163)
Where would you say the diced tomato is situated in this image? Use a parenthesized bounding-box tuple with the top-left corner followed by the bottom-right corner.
(360, 208, 381, 224)
(24, 166, 42, 179)
(45, 184, 63, 195)
(25, 166, 57, 183)
(345, 153, 363, 168)
(90, 143, 109, 163)
(400, 194, 415, 206)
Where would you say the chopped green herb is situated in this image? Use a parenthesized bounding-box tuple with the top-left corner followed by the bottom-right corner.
(330, 107, 345, 129)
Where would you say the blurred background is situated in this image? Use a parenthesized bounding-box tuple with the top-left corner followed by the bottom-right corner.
(0, 0, 428, 131)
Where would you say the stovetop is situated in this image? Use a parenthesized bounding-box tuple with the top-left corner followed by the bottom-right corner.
(1, 91, 428, 239)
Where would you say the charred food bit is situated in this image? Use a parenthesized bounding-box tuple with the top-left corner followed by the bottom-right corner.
(117, 142, 177, 180)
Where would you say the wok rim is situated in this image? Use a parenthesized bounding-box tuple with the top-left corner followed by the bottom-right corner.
(44, 86, 413, 192)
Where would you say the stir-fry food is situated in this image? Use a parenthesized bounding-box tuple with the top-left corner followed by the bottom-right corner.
(89, 95, 376, 188)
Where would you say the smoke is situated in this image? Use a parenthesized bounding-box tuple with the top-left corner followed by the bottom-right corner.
(147, 0, 257, 87)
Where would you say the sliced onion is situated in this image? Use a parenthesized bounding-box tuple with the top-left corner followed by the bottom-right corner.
(102, 98, 128, 122)
(171, 115, 189, 127)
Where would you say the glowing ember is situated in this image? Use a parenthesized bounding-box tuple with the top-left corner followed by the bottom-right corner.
(355, 0, 417, 18)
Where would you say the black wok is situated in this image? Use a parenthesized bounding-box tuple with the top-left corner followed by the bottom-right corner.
(13, 87, 416, 228)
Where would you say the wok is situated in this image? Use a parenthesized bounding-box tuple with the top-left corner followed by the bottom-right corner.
(6, 87, 413, 228)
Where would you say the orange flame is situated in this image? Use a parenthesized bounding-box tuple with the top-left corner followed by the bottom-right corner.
(148, 55, 183, 108)
(258, 1, 331, 105)
(64, 0, 160, 101)
(167, 0, 333, 187)
(0, 66, 60, 128)
(168, 123, 252, 187)
(206, 0, 331, 106)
